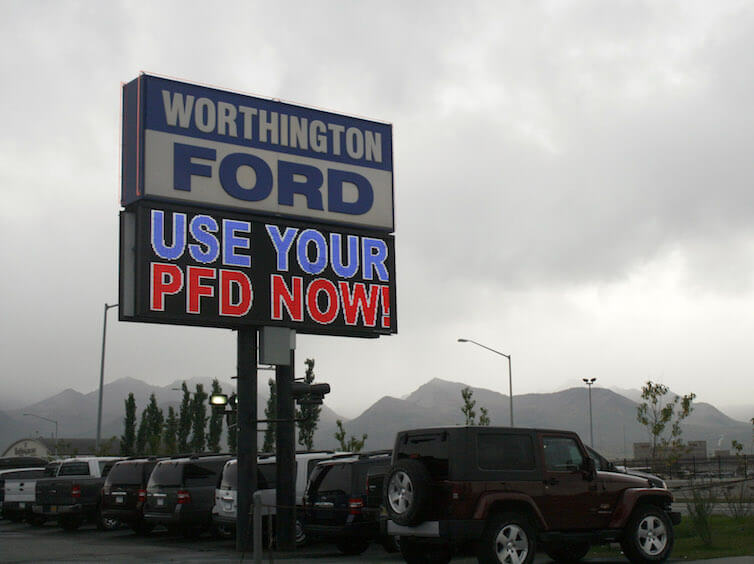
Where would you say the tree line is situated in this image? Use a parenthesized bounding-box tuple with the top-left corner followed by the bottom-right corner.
(120, 358, 337, 456)
(120, 379, 228, 456)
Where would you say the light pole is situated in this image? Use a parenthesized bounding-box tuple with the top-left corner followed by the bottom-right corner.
(583, 377, 597, 447)
(23, 413, 58, 455)
(457, 338, 514, 427)
(96, 302, 118, 451)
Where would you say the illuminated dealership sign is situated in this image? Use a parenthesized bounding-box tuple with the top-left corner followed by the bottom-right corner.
(120, 74, 397, 336)
(121, 74, 394, 231)
(120, 202, 396, 336)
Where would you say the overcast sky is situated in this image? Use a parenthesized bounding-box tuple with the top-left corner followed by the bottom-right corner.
(2, 1, 754, 418)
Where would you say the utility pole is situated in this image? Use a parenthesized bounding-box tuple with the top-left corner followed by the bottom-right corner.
(583, 378, 597, 447)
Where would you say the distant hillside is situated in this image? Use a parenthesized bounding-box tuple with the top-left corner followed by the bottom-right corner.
(3, 377, 751, 458)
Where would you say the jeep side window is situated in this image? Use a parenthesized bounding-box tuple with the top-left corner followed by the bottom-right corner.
(543, 436, 584, 472)
(477, 433, 535, 470)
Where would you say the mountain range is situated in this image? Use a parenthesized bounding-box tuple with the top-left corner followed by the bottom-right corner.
(3, 377, 752, 460)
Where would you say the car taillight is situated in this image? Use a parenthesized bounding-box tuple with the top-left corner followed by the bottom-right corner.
(72, 485, 81, 498)
(348, 497, 363, 515)
(177, 490, 191, 504)
(138, 489, 146, 503)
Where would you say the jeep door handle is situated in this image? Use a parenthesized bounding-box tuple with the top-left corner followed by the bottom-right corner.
(544, 478, 559, 486)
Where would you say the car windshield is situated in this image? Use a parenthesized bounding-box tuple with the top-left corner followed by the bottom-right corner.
(310, 463, 352, 495)
(148, 462, 182, 488)
(107, 462, 144, 485)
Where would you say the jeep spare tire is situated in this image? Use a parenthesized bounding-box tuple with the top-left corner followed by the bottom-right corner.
(385, 459, 431, 526)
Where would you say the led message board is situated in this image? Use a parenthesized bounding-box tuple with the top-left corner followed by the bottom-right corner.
(122, 74, 394, 232)
(119, 201, 397, 337)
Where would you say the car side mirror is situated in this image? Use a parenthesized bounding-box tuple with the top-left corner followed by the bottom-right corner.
(582, 457, 596, 481)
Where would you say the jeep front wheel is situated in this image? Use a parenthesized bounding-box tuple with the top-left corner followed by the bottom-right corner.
(477, 512, 536, 564)
(620, 505, 674, 563)
(385, 459, 431, 526)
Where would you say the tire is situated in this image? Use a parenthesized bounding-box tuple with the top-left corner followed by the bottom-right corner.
(544, 541, 590, 562)
(385, 459, 431, 526)
(28, 515, 47, 527)
(132, 519, 154, 535)
(294, 517, 307, 547)
(477, 511, 536, 564)
(620, 505, 674, 563)
(336, 538, 371, 555)
(96, 508, 120, 531)
(211, 523, 234, 539)
(59, 514, 84, 531)
(381, 534, 400, 553)
(399, 537, 452, 564)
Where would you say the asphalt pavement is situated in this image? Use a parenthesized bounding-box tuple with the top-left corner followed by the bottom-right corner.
(0, 519, 752, 563)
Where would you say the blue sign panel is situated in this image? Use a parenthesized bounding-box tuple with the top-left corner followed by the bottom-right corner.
(122, 74, 394, 231)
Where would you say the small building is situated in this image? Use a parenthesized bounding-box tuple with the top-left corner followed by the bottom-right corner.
(633, 440, 707, 460)
(2, 437, 119, 458)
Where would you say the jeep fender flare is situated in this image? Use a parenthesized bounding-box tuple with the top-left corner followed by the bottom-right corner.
(608, 488, 673, 529)
(472, 492, 548, 530)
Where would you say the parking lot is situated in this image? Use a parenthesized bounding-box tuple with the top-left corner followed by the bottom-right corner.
(0, 518, 631, 564)
(3, 518, 747, 564)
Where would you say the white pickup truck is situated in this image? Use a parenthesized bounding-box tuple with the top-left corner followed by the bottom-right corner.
(2, 462, 59, 523)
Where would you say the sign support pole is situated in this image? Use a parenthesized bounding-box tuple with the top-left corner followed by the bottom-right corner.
(236, 326, 258, 552)
(275, 346, 296, 551)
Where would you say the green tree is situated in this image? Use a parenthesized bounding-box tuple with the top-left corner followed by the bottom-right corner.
(479, 407, 490, 426)
(262, 378, 277, 453)
(177, 382, 192, 453)
(461, 386, 477, 425)
(296, 358, 322, 450)
(636, 381, 696, 463)
(163, 406, 178, 455)
(120, 393, 137, 456)
(207, 379, 223, 453)
(146, 393, 164, 455)
(190, 383, 208, 452)
(334, 419, 367, 452)
(135, 409, 148, 455)
(460, 386, 490, 425)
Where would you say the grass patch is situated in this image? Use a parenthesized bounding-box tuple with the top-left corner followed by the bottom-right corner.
(589, 515, 754, 560)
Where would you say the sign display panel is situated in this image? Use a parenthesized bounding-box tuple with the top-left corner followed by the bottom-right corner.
(120, 201, 396, 337)
(122, 74, 394, 232)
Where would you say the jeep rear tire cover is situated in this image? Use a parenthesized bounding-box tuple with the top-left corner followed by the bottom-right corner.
(384, 459, 431, 526)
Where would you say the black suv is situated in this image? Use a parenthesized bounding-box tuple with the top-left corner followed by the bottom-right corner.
(303, 450, 395, 555)
(101, 458, 164, 533)
(384, 426, 680, 564)
(143, 454, 232, 537)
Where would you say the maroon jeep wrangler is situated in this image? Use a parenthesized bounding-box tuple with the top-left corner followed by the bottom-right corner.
(384, 426, 680, 564)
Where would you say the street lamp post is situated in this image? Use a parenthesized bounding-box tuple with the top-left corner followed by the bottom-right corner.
(23, 413, 58, 455)
(583, 377, 597, 447)
(457, 338, 514, 427)
(96, 303, 118, 451)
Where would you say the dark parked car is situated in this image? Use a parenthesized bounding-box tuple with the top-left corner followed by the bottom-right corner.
(586, 446, 667, 489)
(32, 457, 122, 531)
(384, 426, 680, 564)
(143, 454, 232, 538)
(101, 458, 164, 533)
(303, 450, 395, 555)
(0, 457, 48, 471)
